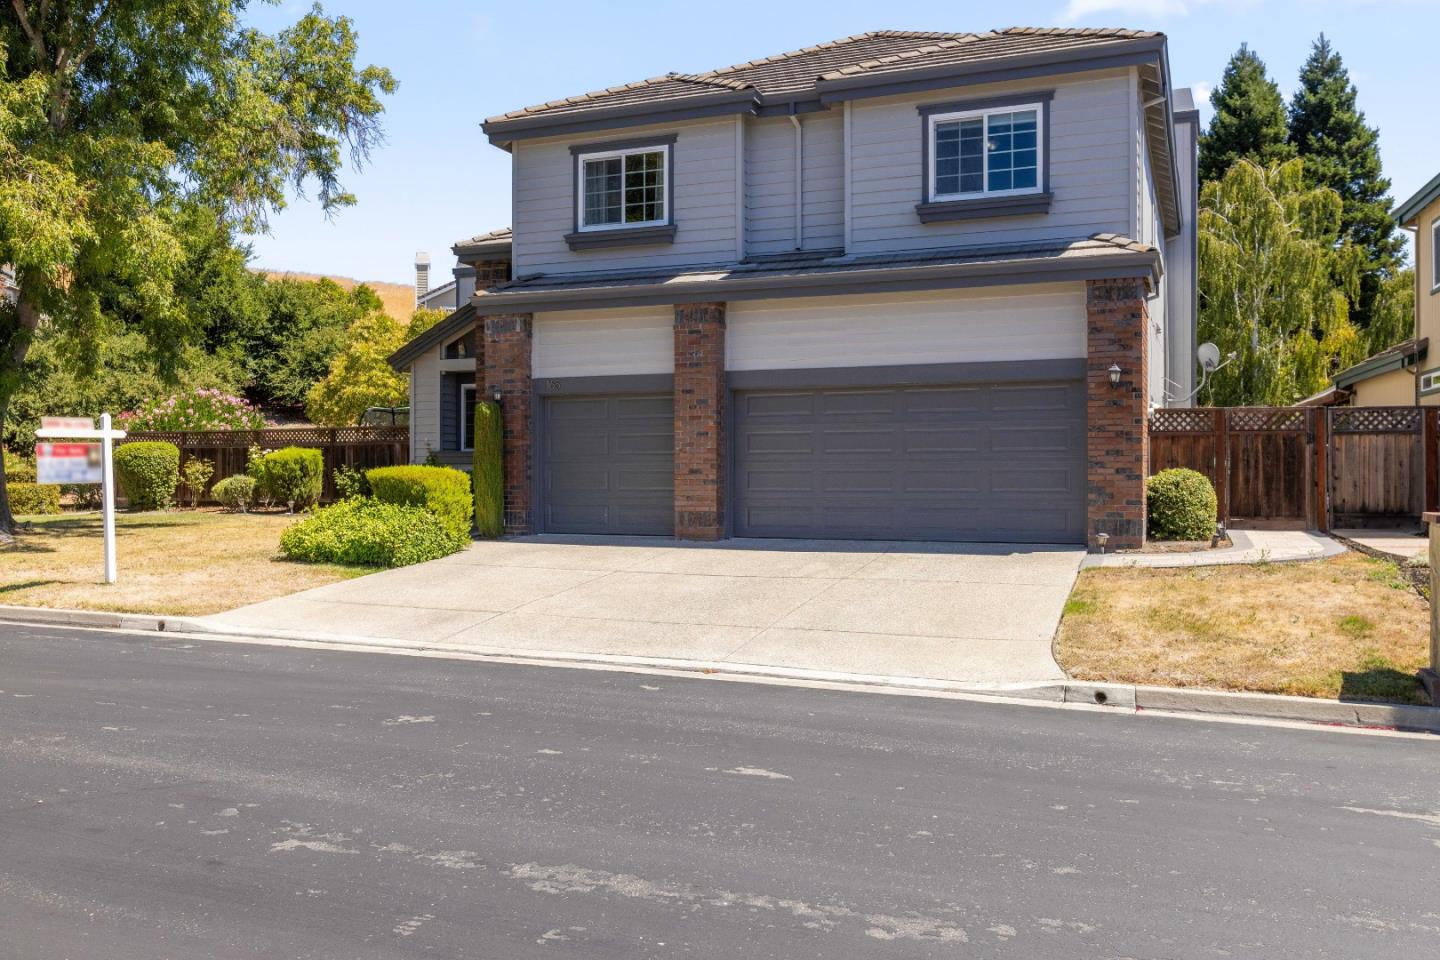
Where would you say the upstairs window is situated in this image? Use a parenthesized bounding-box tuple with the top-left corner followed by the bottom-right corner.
(577, 145, 668, 230)
(928, 103, 1043, 202)
(442, 331, 474, 360)
(1432, 218, 1439, 292)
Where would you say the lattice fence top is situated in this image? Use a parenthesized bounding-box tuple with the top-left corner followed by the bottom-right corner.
(121, 426, 409, 446)
(1150, 408, 1215, 433)
(1329, 406, 1423, 434)
(1226, 407, 1308, 432)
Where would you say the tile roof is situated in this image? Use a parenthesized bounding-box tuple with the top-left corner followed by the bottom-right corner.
(481, 234, 1156, 298)
(455, 226, 512, 247)
(486, 28, 1161, 126)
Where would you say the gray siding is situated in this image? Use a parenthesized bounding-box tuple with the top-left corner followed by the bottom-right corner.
(511, 117, 739, 276)
(846, 70, 1136, 254)
(439, 371, 475, 452)
(801, 111, 845, 251)
(1165, 116, 1198, 406)
(744, 116, 796, 256)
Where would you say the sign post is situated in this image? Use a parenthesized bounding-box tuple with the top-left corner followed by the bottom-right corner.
(35, 415, 127, 584)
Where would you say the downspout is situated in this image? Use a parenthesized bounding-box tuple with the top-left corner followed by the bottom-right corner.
(789, 108, 803, 251)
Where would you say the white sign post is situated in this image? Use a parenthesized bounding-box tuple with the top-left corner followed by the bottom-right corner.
(35, 414, 127, 584)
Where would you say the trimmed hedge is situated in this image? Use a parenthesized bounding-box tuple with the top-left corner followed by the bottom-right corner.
(213, 475, 257, 512)
(9, 482, 61, 515)
(367, 465, 473, 539)
(1147, 468, 1218, 541)
(4, 449, 36, 483)
(280, 499, 467, 567)
(473, 399, 503, 538)
(114, 441, 180, 510)
(258, 447, 324, 510)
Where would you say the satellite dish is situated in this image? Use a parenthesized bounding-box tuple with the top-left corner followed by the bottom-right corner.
(1197, 342, 1221, 372)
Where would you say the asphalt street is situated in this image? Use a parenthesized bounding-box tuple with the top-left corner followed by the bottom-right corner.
(1, 622, 1437, 959)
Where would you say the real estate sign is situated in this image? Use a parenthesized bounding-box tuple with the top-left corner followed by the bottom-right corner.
(36, 442, 103, 485)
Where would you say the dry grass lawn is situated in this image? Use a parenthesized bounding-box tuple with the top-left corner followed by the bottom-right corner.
(1056, 552, 1430, 705)
(2, 510, 367, 616)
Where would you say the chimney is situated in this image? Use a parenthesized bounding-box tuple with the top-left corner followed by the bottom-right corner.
(414, 251, 432, 307)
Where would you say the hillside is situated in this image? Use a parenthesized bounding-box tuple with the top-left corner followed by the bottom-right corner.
(257, 270, 415, 321)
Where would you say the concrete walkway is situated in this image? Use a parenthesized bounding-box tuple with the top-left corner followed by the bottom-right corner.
(203, 537, 1084, 685)
(1082, 529, 1344, 569)
(1332, 528, 1427, 563)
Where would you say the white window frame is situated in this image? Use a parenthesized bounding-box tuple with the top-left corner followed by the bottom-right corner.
(1421, 369, 1440, 396)
(1431, 217, 1440, 293)
(459, 382, 476, 451)
(927, 102, 1045, 203)
(575, 144, 670, 232)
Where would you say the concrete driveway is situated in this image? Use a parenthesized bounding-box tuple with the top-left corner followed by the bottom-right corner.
(204, 537, 1084, 685)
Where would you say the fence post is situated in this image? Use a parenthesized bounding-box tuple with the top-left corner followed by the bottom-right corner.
(1313, 409, 1329, 532)
(1425, 409, 1438, 515)
(1215, 407, 1230, 524)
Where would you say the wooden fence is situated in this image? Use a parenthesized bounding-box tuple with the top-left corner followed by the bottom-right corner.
(1150, 406, 1436, 530)
(119, 427, 409, 504)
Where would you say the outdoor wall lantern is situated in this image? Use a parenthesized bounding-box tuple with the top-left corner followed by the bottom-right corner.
(492, 386, 503, 403)
(1107, 363, 1122, 388)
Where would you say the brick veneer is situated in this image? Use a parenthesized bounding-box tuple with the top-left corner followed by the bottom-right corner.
(1086, 278, 1150, 551)
(674, 302, 727, 540)
(481, 313, 534, 535)
(473, 258, 511, 291)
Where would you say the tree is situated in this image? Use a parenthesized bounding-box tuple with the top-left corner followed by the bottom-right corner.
(1198, 44, 1294, 184)
(405, 307, 450, 343)
(1287, 35, 1404, 335)
(240, 277, 380, 409)
(0, 2, 395, 536)
(1198, 159, 1364, 406)
(304, 311, 408, 426)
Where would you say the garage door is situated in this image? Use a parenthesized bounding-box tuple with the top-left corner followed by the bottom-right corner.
(732, 381, 1085, 543)
(542, 394, 674, 535)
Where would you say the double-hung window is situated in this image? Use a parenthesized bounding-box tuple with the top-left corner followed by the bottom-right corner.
(459, 383, 476, 451)
(928, 103, 1044, 202)
(576, 145, 668, 230)
(1431, 218, 1439, 292)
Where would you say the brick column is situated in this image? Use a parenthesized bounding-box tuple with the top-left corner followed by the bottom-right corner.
(674, 302, 727, 540)
(1086, 279, 1150, 551)
(482, 313, 534, 535)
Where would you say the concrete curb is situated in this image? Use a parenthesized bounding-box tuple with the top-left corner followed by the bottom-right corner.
(3, 604, 1437, 733)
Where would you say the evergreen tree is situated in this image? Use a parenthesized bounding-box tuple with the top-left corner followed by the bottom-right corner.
(1287, 34, 1404, 337)
(1198, 44, 1294, 183)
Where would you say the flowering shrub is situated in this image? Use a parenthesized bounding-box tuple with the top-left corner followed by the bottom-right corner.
(119, 389, 266, 432)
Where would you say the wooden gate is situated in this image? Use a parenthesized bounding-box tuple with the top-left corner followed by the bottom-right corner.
(1327, 407, 1424, 527)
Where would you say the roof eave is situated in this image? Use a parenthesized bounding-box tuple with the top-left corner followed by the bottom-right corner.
(471, 249, 1161, 314)
(453, 239, 512, 262)
(1332, 338, 1428, 388)
(1394, 171, 1440, 227)
(387, 303, 478, 370)
(483, 89, 761, 147)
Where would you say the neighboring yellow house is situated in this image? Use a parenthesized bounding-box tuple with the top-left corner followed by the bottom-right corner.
(1398, 172, 1440, 405)
(1315, 173, 1440, 407)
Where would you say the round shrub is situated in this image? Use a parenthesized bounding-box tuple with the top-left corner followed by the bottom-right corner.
(9, 482, 61, 515)
(1147, 468, 1218, 541)
(258, 447, 324, 510)
(212, 475, 257, 512)
(114, 441, 180, 510)
(279, 499, 467, 567)
(366, 465, 473, 539)
(4, 449, 37, 483)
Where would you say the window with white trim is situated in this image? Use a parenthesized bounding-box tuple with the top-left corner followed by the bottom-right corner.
(459, 383, 476, 451)
(1421, 370, 1440, 395)
(1431, 218, 1439, 292)
(577, 145, 668, 230)
(929, 103, 1043, 202)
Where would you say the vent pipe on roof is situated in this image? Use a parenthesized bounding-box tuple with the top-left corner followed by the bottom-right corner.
(414, 252, 431, 306)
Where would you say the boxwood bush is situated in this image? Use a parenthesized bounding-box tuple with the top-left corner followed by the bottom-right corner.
(258, 447, 324, 510)
(114, 441, 180, 510)
(212, 475, 257, 512)
(1147, 468, 1218, 541)
(279, 499, 467, 567)
(367, 465, 473, 539)
(9, 482, 61, 515)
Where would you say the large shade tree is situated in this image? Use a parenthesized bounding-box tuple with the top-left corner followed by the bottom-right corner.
(1198, 158, 1364, 406)
(0, 1, 395, 536)
(1198, 44, 1293, 184)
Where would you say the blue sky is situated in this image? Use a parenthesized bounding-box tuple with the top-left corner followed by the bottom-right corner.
(243, 0, 1438, 285)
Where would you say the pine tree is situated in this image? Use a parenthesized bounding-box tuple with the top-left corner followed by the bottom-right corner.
(1288, 35, 1404, 338)
(1198, 44, 1294, 184)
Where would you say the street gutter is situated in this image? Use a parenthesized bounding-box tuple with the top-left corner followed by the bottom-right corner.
(3, 603, 1438, 735)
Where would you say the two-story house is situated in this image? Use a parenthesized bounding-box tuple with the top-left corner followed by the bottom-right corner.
(392, 28, 1200, 549)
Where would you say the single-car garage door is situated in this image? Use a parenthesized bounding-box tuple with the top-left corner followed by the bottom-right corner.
(732, 381, 1085, 543)
(542, 394, 674, 535)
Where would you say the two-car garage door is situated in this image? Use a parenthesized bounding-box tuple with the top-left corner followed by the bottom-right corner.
(540, 380, 1086, 543)
(730, 381, 1086, 543)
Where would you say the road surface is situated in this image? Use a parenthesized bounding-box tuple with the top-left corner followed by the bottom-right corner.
(1, 623, 1437, 958)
